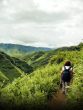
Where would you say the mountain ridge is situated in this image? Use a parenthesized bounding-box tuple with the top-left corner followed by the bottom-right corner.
(0, 43, 51, 57)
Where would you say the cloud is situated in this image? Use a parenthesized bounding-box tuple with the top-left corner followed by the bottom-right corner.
(0, 0, 83, 48)
(14, 10, 70, 23)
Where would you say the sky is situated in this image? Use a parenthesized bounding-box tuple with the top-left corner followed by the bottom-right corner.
(0, 0, 83, 48)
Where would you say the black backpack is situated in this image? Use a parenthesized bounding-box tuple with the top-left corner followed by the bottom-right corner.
(62, 66, 71, 82)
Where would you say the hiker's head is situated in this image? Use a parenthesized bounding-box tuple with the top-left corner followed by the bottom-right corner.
(64, 61, 71, 66)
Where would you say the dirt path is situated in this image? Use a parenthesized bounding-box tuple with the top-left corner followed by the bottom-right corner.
(48, 89, 67, 110)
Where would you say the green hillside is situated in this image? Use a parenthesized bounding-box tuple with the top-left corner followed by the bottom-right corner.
(0, 52, 33, 87)
(0, 43, 83, 110)
(22, 42, 83, 69)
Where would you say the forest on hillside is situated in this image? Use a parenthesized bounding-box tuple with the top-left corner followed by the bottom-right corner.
(0, 43, 83, 110)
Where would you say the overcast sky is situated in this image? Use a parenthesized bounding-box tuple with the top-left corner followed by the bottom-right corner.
(0, 0, 83, 48)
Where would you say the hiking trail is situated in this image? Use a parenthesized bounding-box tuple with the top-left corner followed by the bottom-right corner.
(48, 89, 67, 110)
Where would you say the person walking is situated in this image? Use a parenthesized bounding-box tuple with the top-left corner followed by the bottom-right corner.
(60, 61, 73, 94)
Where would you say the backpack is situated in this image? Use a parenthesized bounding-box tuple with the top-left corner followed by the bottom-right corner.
(62, 66, 71, 82)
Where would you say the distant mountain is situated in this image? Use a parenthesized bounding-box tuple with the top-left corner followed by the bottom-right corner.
(0, 43, 51, 57)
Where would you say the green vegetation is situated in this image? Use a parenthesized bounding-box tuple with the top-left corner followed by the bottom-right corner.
(0, 43, 83, 110)
(0, 65, 60, 109)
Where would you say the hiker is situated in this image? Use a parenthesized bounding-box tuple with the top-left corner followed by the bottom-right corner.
(60, 61, 73, 94)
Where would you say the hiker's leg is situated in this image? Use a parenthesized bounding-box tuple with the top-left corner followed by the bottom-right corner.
(64, 82, 67, 94)
(62, 81, 65, 92)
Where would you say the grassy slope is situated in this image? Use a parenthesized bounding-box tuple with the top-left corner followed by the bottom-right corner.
(0, 43, 83, 109)
(0, 52, 33, 87)
(0, 52, 22, 82)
